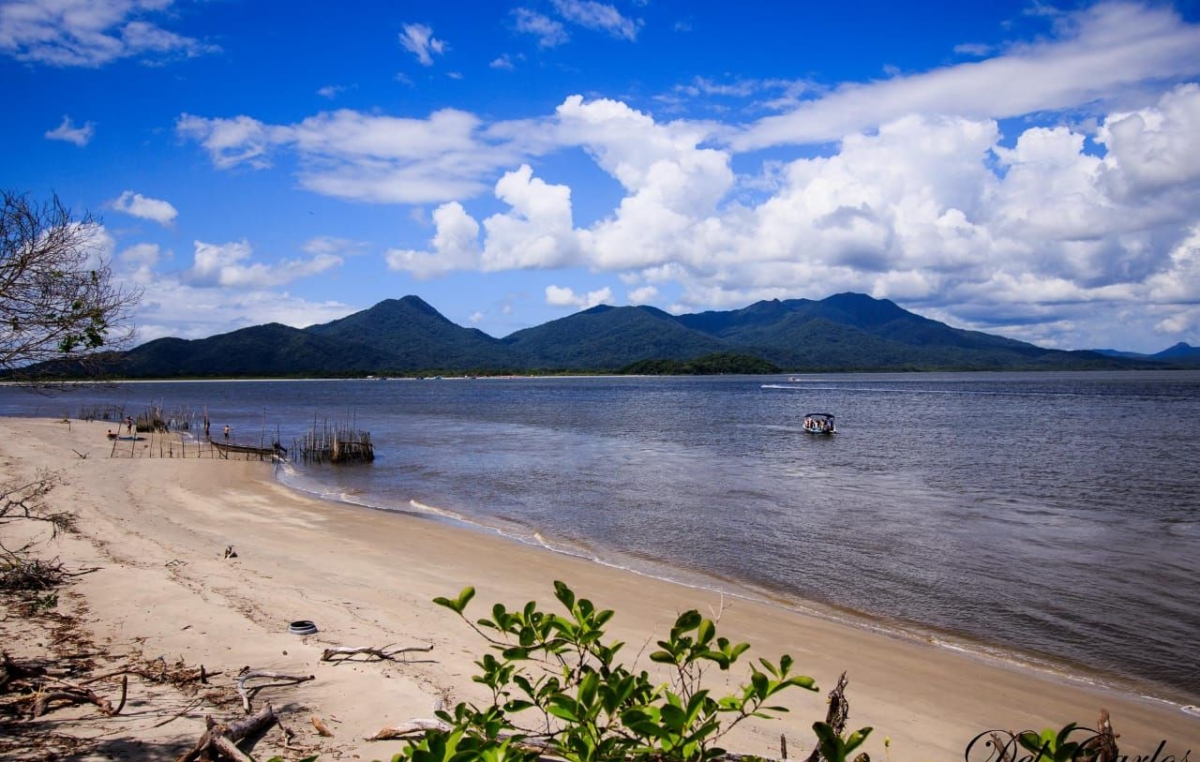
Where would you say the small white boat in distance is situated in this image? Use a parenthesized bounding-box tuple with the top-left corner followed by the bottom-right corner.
(803, 412, 836, 435)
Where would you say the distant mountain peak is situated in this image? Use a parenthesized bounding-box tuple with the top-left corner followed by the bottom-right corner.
(580, 304, 615, 315)
(1153, 341, 1200, 359)
(395, 294, 440, 312)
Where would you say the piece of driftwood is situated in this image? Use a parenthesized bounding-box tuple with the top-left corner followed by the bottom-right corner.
(320, 643, 434, 663)
(1081, 709, 1120, 762)
(234, 669, 314, 714)
(277, 719, 309, 752)
(367, 717, 453, 740)
(803, 671, 850, 762)
(30, 674, 127, 718)
(175, 703, 278, 762)
(312, 715, 333, 736)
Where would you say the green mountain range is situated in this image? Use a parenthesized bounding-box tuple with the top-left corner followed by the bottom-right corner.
(80, 292, 1191, 378)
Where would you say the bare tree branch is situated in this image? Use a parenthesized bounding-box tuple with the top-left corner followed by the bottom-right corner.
(1, 190, 141, 382)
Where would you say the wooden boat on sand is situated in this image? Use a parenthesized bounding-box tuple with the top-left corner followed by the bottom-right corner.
(209, 438, 287, 459)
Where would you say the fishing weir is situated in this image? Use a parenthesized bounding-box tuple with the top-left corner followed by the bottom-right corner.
(296, 419, 375, 464)
(76, 403, 375, 464)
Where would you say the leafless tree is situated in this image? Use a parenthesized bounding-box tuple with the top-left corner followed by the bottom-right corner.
(1, 191, 141, 380)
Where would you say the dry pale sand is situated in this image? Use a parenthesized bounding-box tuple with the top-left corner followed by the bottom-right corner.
(1, 416, 1197, 761)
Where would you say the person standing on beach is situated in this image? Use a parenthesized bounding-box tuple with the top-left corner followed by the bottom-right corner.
(223, 425, 230, 439)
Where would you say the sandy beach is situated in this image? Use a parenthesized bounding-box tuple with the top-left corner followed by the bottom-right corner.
(1, 415, 1197, 761)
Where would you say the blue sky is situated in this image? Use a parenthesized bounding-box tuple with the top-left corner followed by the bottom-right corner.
(4, 0, 1200, 353)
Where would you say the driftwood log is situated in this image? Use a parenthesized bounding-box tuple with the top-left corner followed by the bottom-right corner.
(803, 671, 850, 762)
(175, 703, 278, 762)
(30, 674, 127, 718)
(1082, 709, 1120, 762)
(320, 643, 433, 663)
(368, 717, 454, 741)
(234, 669, 314, 714)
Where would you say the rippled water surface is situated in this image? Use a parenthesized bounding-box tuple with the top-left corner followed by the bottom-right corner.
(5, 371, 1198, 702)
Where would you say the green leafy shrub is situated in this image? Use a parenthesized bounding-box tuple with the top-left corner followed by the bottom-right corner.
(386, 581, 873, 762)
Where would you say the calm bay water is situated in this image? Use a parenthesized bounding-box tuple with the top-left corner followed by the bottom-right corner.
(4, 371, 1198, 703)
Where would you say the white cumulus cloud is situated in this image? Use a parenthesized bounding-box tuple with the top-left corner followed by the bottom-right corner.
(45, 115, 94, 146)
(482, 165, 579, 270)
(546, 284, 613, 309)
(385, 202, 481, 277)
(111, 191, 178, 226)
(188, 240, 343, 289)
(177, 108, 515, 204)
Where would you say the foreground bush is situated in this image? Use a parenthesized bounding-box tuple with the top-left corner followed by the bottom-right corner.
(386, 581, 871, 762)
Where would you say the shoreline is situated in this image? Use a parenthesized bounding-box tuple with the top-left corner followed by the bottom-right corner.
(2, 416, 1198, 760)
(277, 452, 1198, 714)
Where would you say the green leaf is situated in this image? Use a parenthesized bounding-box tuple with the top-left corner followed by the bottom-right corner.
(674, 610, 703, 632)
(813, 722, 837, 745)
(845, 727, 873, 753)
(553, 580, 575, 610)
(579, 671, 600, 709)
(546, 697, 580, 723)
(661, 702, 687, 731)
(750, 670, 768, 697)
(758, 657, 780, 678)
(785, 675, 818, 691)
(433, 586, 475, 615)
(1019, 730, 1053, 759)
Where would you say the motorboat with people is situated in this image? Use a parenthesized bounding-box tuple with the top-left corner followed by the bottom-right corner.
(803, 412, 836, 435)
